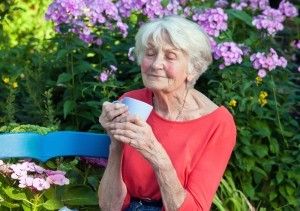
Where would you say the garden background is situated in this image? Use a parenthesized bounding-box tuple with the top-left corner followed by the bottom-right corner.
(0, 0, 299, 210)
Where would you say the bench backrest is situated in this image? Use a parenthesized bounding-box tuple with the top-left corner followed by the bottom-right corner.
(0, 131, 110, 162)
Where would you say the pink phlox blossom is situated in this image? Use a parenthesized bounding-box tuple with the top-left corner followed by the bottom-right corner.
(0, 160, 4, 166)
(252, 7, 285, 35)
(215, 0, 229, 8)
(248, 0, 269, 11)
(231, 1, 248, 10)
(213, 42, 244, 69)
(298, 67, 300, 72)
(258, 69, 267, 78)
(193, 8, 228, 37)
(279, 1, 298, 18)
(250, 48, 287, 77)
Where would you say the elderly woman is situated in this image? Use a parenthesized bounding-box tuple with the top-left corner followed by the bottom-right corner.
(98, 15, 236, 211)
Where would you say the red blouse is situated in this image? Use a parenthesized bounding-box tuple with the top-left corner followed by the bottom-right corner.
(120, 88, 236, 211)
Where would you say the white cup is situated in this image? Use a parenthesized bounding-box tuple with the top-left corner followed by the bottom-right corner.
(117, 97, 153, 121)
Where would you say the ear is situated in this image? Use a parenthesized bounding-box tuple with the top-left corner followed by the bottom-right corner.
(186, 70, 197, 82)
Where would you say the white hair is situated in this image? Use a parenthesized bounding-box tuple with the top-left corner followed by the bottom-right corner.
(134, 15, 213, 87)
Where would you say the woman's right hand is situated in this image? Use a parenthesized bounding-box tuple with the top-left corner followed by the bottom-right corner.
(99, 101, 128, 136)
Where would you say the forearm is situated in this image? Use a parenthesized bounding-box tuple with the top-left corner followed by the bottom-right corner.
(147, 142, 186, 211)
(98, 141, 127, 210)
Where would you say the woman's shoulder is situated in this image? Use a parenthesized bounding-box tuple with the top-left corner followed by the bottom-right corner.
(120, 88, 152, 104)
(191, 90, 235, 124)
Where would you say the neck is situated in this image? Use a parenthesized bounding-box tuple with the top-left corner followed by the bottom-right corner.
(152, 88, 190, 120)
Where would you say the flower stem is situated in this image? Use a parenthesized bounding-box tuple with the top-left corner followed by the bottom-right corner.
(271, 76, 287, 146)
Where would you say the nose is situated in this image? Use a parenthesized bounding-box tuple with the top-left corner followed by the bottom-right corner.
(151, 53, 164, 70)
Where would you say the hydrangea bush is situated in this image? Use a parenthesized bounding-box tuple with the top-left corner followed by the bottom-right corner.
(0, 0, 299, 210)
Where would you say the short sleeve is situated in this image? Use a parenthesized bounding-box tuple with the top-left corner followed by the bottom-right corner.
(179, 114, 236, 211)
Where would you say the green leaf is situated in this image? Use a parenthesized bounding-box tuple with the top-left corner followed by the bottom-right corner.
(250, 120, 271, 137)
(269, 192, 277, 201)
(269, 138, 279, 154)
(57, 73, 72, 84)
(276, 170, 284, 184)
(63, 100, 76, 119)
(43, 199, 64, 210)
(62, 185, 98, 206)
(3, 187, 27, 201)
(227, 9, 253, 27)
(254, 145, 268, 158)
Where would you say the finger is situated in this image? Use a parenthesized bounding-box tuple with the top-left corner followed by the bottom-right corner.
(113, 112, 129, 123)
(112, 134, 131, 145)
(108, 121, 138, 131)
(105, 104, 128, 121)
(110, 129, 136, 140)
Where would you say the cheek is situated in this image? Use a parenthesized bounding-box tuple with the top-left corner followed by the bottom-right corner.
(165, 65, 177, 78)
(141, 59, 151, 73)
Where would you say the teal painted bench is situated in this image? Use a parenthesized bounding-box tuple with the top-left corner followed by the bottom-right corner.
(0, 131, 110, 162)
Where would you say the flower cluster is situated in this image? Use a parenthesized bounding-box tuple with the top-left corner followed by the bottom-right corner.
(278, 0, 298, 18)
(2, 76, 18, 89)
(228, 99, 237, 107)
(258, 91, 268, 107)
(250, 48, 287, 78)
(95, 65, 118, 83)
(213, 42, 244, 69)
(116, 0, 187, 20)
(252, 7, 285, 35)
(192, 8, 228, 37)
(0, 160, 69, 191)
(231, 0, 269, 11)
(46, 0, 128, 44)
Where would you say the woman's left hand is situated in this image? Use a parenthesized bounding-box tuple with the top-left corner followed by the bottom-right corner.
(107, 115, 158, 157)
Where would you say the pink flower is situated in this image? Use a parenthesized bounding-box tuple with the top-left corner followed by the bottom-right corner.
(47, 174, 70, 186)
(100, 72, 109, 82)
(32, 178, 50, 191)
(252, 7, 285, 35)
(258, 69, 267, 78)
(279, 1, 298, 18)
(193, 8, 228, 37)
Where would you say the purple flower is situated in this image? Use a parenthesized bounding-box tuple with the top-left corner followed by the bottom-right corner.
(81, 157, 108, 167)
(100, 71, 109, 82)
(213, 42, 244, 69)
(248, 0, 269, 11)
(193, 8, 228, 37)
(252, 7, 285, 35)
(298, 67, 300, 72)
(215, 0, 229, 8)
(231, 1, 248, 10)
(279, 1, 298, 18)
(250, 48, 287, 77)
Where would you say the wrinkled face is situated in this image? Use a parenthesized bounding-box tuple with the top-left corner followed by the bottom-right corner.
(140, 40, 190, 93)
